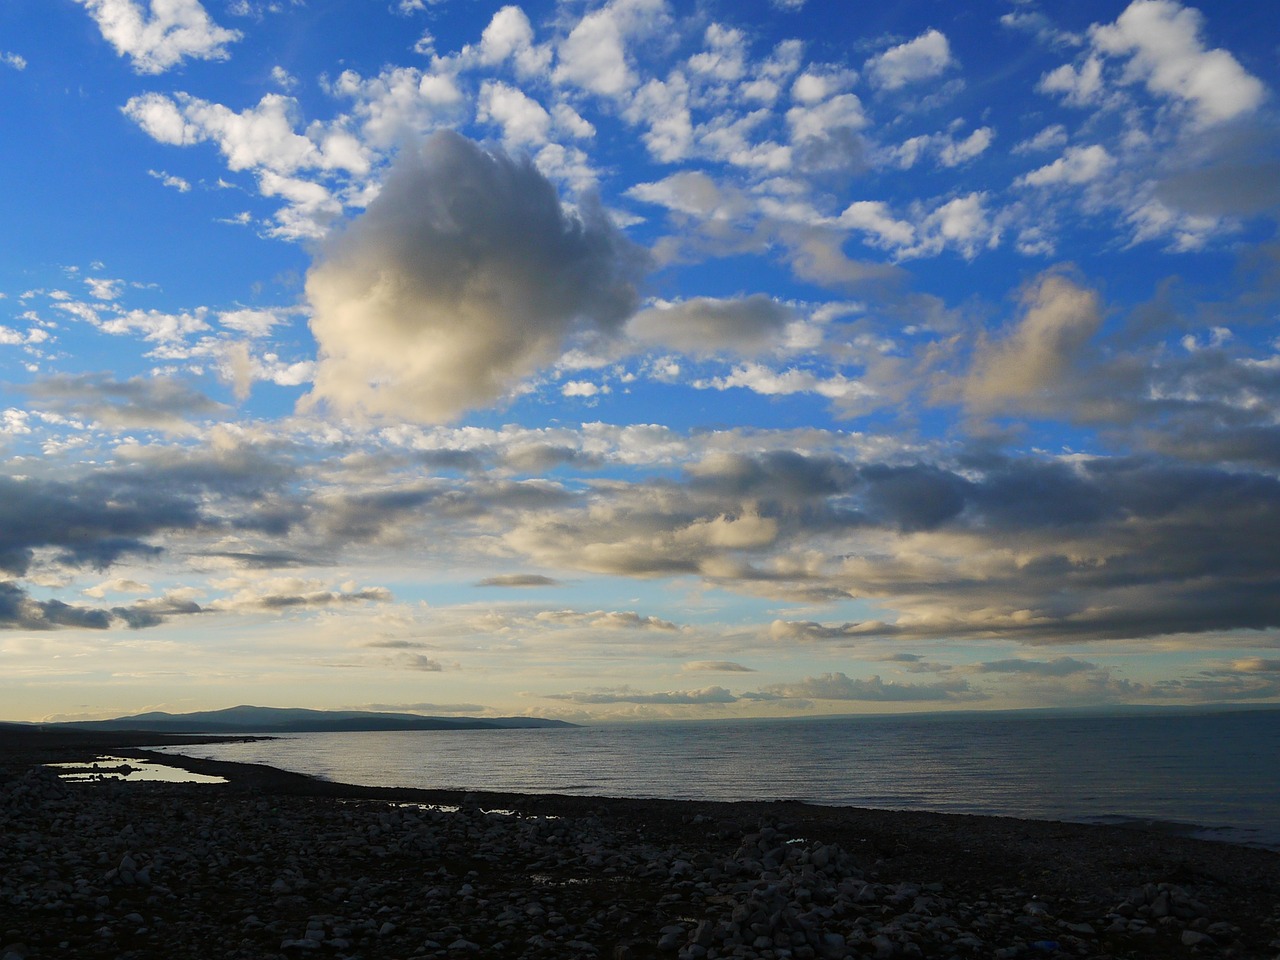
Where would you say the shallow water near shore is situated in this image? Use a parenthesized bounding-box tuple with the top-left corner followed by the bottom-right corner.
(151, 708, 1280, 850)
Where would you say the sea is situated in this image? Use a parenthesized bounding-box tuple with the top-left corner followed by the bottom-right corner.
(150, 708, 1280, 851)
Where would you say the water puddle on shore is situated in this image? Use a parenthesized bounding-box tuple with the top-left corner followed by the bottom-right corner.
(46, 756, 227, 785)
(383, 801, 553, 819)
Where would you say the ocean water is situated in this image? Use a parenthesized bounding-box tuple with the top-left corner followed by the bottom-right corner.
(151, 709, 1280, 850)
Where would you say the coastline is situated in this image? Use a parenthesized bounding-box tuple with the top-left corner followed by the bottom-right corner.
(3, 727, 1279, 959)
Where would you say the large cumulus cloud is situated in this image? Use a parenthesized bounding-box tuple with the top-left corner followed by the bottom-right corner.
(303, 130, 647, 423)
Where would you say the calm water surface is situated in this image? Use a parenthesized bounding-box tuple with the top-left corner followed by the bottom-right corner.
(153, 710, 1280, 849)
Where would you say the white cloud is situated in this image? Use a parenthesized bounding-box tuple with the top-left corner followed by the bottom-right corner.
(147, 168, 191, 192)
(1039, 55, 1105, 106)
(865, 28, 954, 90)
(218, 308, 289, 337)
(1, 52, 26, 70)
(695, 362, 870, 401)
(135, 93, 369, 176)
(329, 66, 464, 150)
(886, 127, 993, 169)
(688, 23, 747, 82)
(624, 75, 694, 162)
(920, 193, 998, 259)
(552, 103, 594, 140)
(303, 131, 646, 423)
(73, 0, 241, 74)
(561, 380, 608, 398)
(97, 308, 211, 342)
(999, 10, 1084, 47)
(1017, 144, 1115, 187)
(1126, 198, 1224, 252)
(257, 171, 342, 240)
(477, 81, 551, 147)
(786, 93, 867, 143)
(791, 72, 838, 104)
(553, 0, 670, 97)
(270, 65, 298, 90)
(1012, 124, 1069, 155)
(1089, 0, 1265, 126)
(478, 6, 551, 77)
(122, 92, 201, 145)
(124, 91, 371, 239)
(85, 277, 124, 300)
(839, 200, 916, 249)
(938, 127, 993, 166)
(842, 193, 997, 261)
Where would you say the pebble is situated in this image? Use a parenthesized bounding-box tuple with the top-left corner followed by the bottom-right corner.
(0, 763, 1266, 959)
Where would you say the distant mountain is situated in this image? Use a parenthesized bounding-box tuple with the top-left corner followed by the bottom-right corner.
(53, 705, 576, 733)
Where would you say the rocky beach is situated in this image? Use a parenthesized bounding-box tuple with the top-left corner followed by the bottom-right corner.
(2, 727, 1278, 960)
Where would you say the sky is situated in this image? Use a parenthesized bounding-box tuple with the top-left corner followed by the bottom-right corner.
(1, 0, 1279, 723)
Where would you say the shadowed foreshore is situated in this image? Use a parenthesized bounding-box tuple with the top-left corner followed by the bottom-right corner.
(2, 725, 1279, 959)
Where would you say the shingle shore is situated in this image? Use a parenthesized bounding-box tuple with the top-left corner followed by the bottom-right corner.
(2, 731, 1279, 960)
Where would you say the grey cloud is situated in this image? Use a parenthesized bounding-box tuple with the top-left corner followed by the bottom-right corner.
(0, 582, 113, 630)
(0, 475, 200, 575)
(961, 457, 1111, 529)
(682, 660, 755, 672)
(0, 582, 196, 631)
(860, 463, 968, 532)
(963, 272, 1102, 413)
(476, 574, 560, 588)
(111, 441, 297, 501)
(546, 686, 737, 704)
(627, 295, 795, 356)
(401, 654, 445, 672)
(876, 653, 952, 673)
(503, 444, 599, 473)
(782, 226, 904, 292)
(500, 441, 1280, 644)
(303, 130, 647, 423)
(1140, 424, 1280, 469)
(314, 479, 575, 543)
(416, 449, 490, 474)
(1152, 125, 1280, 218)
(313, 485, 440, 542)
(690, 450, 858, 502)
(198, 550, 323, 569)
(1157, 161, 1280, 217)
(111, 597, 203, 630)
(1155, 675, 1280, 702)
(769, 620, 884, 643)
(762, 672, 986, 702)
(974, 657, 1097, 676)
(362, 702, 490, 714)
(1227, 658, 1280, 674)
(24, 373, 227, 433)
(534, 609, 678, 631)
(244, 587, 392, 611)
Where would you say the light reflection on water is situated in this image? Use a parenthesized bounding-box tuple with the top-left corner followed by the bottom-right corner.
(47, 755, 227, 784)
(151, 710, 1280, 848)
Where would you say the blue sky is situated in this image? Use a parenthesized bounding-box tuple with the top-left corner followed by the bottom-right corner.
(1, 0, 1279, 722)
